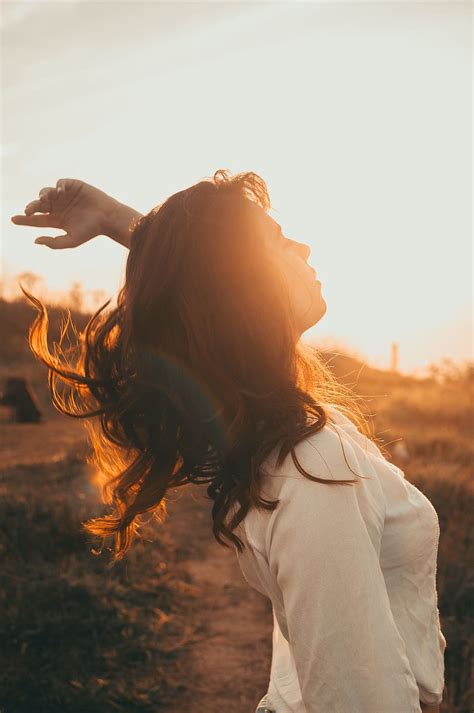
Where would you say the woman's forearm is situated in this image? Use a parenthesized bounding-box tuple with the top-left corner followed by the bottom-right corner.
(103, 201, 144, 249)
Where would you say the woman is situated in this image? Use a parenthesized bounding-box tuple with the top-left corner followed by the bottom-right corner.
(11, 172, 445, 712)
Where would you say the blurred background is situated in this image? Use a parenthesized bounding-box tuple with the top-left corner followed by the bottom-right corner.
(2, 0, 472, 375)
(1, 2, 472, 713)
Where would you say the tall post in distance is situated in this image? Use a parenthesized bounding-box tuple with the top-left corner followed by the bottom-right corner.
(390, 341, 399, 372)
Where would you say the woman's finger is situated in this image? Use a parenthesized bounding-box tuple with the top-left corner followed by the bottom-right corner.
(21, 181, 73, 216)
(10, 213, 60, 228)
(56, 178, 72, 193)
(24, 199, 50, 215)
(37, 188, 54, 210)
(35, 234, 77, 249)
(39, 187, 55, 198)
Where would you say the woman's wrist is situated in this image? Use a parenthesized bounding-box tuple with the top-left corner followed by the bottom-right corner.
(103, 200, 144, 249)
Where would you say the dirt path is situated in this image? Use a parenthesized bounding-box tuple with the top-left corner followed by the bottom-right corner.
(163, 484, 274, 713)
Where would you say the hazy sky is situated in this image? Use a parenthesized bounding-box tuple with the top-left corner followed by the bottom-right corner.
(1, 0, 472, 374)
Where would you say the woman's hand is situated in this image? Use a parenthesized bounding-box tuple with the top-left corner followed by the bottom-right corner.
(10, 178, 143, 250)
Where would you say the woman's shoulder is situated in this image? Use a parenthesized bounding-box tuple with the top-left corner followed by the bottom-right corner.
(242, 404, 389, 557)
(260, 405, 367, 490)
(262, 406, 370, 506)
(257, 402, 402, 511)
(262, 404, 410, 518)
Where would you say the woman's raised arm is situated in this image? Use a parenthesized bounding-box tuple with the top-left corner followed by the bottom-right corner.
(10, 178, 143, 250)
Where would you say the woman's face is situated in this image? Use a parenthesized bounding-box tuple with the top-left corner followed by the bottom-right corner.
(250, 204, 327, 336)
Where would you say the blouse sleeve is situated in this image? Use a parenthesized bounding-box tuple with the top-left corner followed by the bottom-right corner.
(266, 473, 423, 712)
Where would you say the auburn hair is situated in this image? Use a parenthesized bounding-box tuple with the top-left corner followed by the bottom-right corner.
(22, 169, 379, 560)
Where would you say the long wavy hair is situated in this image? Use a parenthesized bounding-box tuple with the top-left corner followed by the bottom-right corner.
(21, 169, 379, 560)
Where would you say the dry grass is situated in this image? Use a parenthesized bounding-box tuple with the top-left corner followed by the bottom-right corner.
(0, 297, 472, 711)
(0, 457, 203, 713)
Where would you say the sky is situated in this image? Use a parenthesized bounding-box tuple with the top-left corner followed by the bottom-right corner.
(1, 0, 472, 375)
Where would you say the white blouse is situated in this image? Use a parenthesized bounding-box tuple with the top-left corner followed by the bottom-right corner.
(231, 403, 446, 713)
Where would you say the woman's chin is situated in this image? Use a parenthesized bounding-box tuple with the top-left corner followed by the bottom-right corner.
(312, 292, 327, 323)
(314, 300, 327, 326)
(298, 296, 327, 335)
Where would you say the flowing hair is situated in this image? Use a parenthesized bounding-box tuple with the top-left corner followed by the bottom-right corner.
(21, 169, 379, 560)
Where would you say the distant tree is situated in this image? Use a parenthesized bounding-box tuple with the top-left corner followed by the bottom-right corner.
(427, 357, 474, 384)
(67, 281, 84, 313)
(16, 272, 46, 300)
(89, 288, 109, 312)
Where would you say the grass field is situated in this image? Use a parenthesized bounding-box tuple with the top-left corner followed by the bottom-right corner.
(0, 296, 472, 712)
(0, 454, 204, 713)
